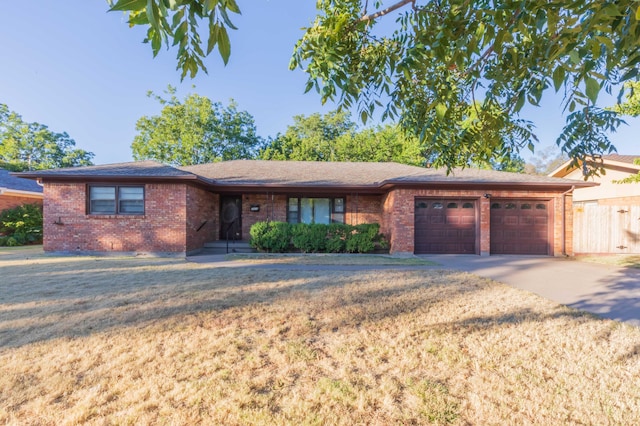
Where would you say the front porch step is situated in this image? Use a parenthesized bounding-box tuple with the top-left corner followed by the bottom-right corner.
(202, 240, 256, 254)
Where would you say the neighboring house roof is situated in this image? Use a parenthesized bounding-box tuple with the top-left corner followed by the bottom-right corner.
(0, 169, 43, 196)
(549, 155, 640, 179)
(15, 160, 203, 182)
(16, 159, 594, 190)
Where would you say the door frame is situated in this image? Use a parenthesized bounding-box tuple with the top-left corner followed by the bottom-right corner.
(413, 197, 480, 255)
(220, 195, 242, 240)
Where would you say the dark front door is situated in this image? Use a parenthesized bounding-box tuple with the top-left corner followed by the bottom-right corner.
(220, 196, 242, 240)
(414, 198, 477, 254)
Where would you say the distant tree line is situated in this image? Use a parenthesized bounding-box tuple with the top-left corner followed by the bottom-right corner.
(132, 88, 569, 173)
(0, 104, 94, 172)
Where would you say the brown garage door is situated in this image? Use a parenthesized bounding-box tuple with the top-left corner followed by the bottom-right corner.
(490, 200, 551, 255)
(415, 199, 477, 254)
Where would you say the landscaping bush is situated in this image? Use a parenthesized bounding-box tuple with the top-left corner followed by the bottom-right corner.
(0, 204, 43, 246)
(249, 221, 291, 252)
(249, 221, 387, 254)
(291, 223, 328, 253)
(325, 224, 348, 253)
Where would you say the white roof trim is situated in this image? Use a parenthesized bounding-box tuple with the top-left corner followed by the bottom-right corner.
(0, 187, 43, 198)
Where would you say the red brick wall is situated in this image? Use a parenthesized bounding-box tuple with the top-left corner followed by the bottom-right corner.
(237, 193, 384, 238)
(240, 193, 288, 239)
(186, 186, 218, 252)
(0, 194, 42, 212)
(383, 188, 571, 256)
(564, 193, 574, 255)
(43, 182, 188, 253)
(345, 194, 382, 225)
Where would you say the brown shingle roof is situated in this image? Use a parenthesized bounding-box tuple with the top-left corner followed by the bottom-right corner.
(180, 160, 427, 186)
(15, 160, 197, 179)
(181, 160, 591, 188)
(15, 159, 593, 189)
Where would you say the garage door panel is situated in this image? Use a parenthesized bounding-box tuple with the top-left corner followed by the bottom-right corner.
(415, 198, 477, 254)
(491, 200, 550, 255)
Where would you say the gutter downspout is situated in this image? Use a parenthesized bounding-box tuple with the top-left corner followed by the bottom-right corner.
(561, 185, 575, 256)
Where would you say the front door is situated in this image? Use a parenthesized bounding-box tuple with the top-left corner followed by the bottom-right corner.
(220, 196, 242, 240)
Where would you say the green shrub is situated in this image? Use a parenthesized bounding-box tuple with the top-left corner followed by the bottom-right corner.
(346, 223, 384, 253)
(249, 221, 292, 252)
(249, 221, 387, 254)
(291, 223, 328, 253)
(325, 224, 348, 253)
(0, 204, 43, 246)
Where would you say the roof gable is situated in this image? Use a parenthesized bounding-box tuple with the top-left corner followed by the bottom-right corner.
(549, 155, 640, 179)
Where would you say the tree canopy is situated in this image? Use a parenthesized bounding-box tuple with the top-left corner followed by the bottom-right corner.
(108, 0, 640, 172)
(260, 110, 425, 165)
(0, 104, 94, 172)
(131, 87, 263, 166)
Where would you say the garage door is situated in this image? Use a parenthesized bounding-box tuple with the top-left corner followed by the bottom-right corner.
(490, 200, 550, 255)
(415, 199, 477, 254)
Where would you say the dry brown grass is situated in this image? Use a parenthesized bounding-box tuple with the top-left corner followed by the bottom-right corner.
(1, 253, 640, 425)
(575, 254, 640, 269)
(225, 253, 435, 266)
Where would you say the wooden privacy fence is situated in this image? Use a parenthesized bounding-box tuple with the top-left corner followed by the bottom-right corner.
(573, 202, 640, 253)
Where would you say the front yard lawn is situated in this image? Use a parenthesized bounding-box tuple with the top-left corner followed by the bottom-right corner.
(1, 253, 639, 424)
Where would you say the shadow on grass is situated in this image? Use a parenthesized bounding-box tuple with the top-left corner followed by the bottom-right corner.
(0, 254, 602, 353)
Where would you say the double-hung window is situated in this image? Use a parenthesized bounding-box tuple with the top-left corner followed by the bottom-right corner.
(287, 197, 345, 224)
(88, 185, 144, 215)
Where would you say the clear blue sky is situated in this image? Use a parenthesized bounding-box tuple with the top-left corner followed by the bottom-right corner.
(1, 1, 638, 165)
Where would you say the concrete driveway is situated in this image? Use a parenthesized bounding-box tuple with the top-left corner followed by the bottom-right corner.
(421, 255, 640, 327)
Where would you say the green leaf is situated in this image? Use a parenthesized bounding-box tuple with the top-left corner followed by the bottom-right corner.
(218, 7, 238, 30)
(552, 66, 565, 92)
(151, 30, 162, 57)
(217, 26, 231, 64)
(207, 21, 219, 55)
(173, 21, 188, 46)
(585, 76, 600, 104)
(635, 6, 640, 21)
(203, 0, 218, 14)
(225, 0, 241, 14)
(109, 0, 146, 11)
(128, 12, 149, 25)
(514, 91, 525, 112)
(147, 0, 160, 32)
(435, 103, 447, 119)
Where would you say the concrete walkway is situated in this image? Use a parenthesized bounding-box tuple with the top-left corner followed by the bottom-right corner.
(421, 255, 640, 327)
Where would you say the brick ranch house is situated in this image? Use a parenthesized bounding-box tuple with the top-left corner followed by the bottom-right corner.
(0, 168, 43, 212)
(16, 160, 594, 256)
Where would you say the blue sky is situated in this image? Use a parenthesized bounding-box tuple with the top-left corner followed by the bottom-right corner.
(1, 1, 638, 165)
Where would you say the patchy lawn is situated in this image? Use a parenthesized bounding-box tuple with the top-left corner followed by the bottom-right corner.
(0, 245, 43, 258)
(575, 254, 640, 269)
(225, 253, 436, 266)
(1, 254, 640, 425)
